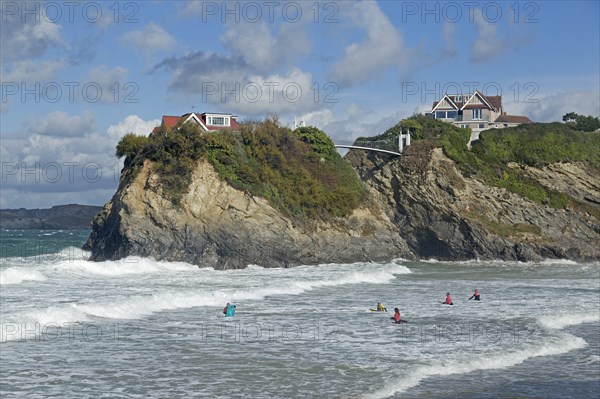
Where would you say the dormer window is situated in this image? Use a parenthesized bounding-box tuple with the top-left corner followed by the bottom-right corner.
(207, 115, 230, 126)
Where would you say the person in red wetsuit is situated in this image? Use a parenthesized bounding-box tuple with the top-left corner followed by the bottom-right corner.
(469, 289, 480, 301)
(443, 292, 453, 305)
(390, 307, 401, 323)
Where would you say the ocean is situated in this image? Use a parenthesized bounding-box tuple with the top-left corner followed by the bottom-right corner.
(1, 229, 599, 398)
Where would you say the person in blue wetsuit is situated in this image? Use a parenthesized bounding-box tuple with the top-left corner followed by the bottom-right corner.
(225, 304, 236, 317)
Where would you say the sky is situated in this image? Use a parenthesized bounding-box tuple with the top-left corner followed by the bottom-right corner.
(1, 0, 599, 209)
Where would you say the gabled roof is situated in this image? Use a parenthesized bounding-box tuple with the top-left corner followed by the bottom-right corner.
(431, 95, 459, 111)
(495, 114, 532, 124)
(157, 112, 241, 132)
(162, 115, 181, 129)
(461, 90, 494, 111)
(431, 91, 503, 111)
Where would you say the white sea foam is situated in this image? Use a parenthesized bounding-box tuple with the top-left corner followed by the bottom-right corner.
(0, 268, 47, 285)
(366, 332, 587, 399)
(8, 263, 411, 331)
(537, 313, 600, 330)
(52, 257, 198, 277)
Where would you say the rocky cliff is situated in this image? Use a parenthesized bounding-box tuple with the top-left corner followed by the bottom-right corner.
(346, 140, 600, 261)
(85, 137, 600, 267)
(84, 160, 412, 268)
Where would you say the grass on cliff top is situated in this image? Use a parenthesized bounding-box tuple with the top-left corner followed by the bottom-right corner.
(116, 119, 366, 220)
(436, 120, 600, 210)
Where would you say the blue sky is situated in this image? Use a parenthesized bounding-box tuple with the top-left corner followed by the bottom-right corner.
(1, 0, 599, 209)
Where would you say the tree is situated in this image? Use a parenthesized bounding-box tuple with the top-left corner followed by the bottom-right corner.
(562, 112, 578, 123)
(116, 133, 148, 160)
(562, 112, 600, 132)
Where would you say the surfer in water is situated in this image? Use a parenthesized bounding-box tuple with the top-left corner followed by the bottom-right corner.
(391, 308, 407, 323)
(376, 302, 387, 312)
(469, 289, 480, 301)
(224, 303, 236, 317)
(441, 292, 453, 305)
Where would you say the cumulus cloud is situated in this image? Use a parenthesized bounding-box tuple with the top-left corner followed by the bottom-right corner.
(27, 111, 96, 137)
(506, 90, 600, 122)
(151, 10, 316, 116)
(0, 113, 163, 208)
(121, 23, 177, 54)
(220, 21, 310, 73)
(152, 52, 321, 115)
(330, 1, 408, 87)
(297, 108, 410, 144)
(107, 115, 161, 140)
(1, 9, 65, 62)
(2, 60, 67, 83)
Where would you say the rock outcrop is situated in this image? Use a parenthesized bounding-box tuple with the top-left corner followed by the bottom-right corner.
(346, 141, 600, 262)
(84, 160, 412, 268)
(85, 141, 600, 267)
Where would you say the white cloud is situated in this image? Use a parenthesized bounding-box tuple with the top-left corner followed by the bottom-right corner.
(1, 12, 65, 62)
(121, 23, 177, 54)
(2, 59, 66, 83)
(330, 1, 408, 87)
(470, 9, 506, 63)
(107, 115, 161, 140)
(296, 108, 410, 144)
(27, 111, 96, 137)
(220, 21, 310, 73)
(506, 90, 600, 122)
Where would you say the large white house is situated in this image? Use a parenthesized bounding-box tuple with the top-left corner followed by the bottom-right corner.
(428, 91, 532, 141)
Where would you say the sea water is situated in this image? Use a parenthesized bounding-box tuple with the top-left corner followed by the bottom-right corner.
(1, 230, 598, 398)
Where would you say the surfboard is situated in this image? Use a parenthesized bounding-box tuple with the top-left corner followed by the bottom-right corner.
(392, 319, 409, 324)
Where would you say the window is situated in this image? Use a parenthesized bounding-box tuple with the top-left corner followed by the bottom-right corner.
(207, 116, 230, 126)
(435, 111, 447, 119)
(446, 111, 457, 119)
(455, 96, 462, 102)
(211, 117, 225, 125)
(479, 123, 485, 129)
(473, 109, 482, 120)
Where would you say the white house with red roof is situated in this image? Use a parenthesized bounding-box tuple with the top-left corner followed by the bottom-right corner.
(428, 90, 532, 141)
(151, 112, 240, 135)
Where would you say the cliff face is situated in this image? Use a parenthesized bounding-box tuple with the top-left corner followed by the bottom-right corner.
(84, 160, 412, 268)
(346, 141, 600, 262)
(86, 141, 600, 267)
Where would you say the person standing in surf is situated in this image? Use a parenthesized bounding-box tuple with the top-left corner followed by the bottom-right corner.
(391, 308, 401, 323)
(441, 292, 453, 305)
(469, 289, 480, 301)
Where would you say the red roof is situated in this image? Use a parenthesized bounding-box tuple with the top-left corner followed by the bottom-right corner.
(495, 114, 532, 124)
(162, 115, 181, 129)
(157, 112, 240, 132)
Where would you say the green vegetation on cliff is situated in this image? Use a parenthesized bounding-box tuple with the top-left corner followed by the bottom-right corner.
(359, 114, 599, 212)
(435, 119, 599, 210)
(116, 119, 365, 220)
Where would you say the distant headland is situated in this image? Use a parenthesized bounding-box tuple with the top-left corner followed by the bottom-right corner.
(0, 204, 102, 229)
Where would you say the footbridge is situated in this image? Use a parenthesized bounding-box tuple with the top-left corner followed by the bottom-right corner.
(334, 134, 411, 157)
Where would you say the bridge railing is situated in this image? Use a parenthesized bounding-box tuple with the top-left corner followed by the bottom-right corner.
(351, 139, 399, 153)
